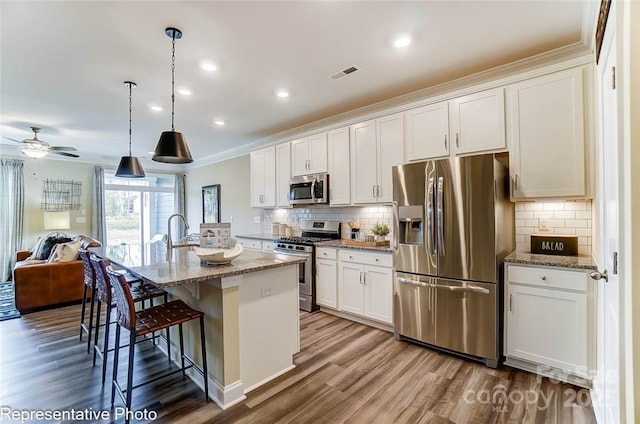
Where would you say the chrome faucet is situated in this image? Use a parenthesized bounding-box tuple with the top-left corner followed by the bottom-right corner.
(167, 213, 189, 262)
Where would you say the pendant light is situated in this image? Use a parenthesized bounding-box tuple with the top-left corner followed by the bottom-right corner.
(152, 27, 193, 164)
(116, 81, 146, 178)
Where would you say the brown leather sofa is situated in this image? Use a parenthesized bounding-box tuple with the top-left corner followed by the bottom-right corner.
(13, 236, 101, 313)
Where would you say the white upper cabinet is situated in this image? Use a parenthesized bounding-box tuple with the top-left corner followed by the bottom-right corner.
(350, 113, 404, 204)
(376, 113, 405, 203)
(291, 133, 328, 177)
(507, 67, 587, 199)
(449, 88, 506, 155)
(404, 88, 506, 161)
(350, 120, 378, 204)
(327, 127, 351, 206)
(250, 146, 276, 208)
(275, 142, 291, 208)
(404, 101, 450, 161)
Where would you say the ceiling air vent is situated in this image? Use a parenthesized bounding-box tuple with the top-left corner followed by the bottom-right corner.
(330, 65, 360, 80)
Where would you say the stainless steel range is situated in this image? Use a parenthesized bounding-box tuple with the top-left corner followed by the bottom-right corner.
(273, 220, 341, 312)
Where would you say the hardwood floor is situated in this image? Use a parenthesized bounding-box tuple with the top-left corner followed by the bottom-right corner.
(0, 305, 595, 423)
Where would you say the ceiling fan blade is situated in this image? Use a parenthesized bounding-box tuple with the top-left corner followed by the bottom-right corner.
(49, 146, 78, 152)
(2, 136, 23, 143)
(51, 151, 80, 158)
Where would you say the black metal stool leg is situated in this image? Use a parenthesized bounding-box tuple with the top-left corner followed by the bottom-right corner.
(200, 316, 208, 401)
(166, 326, 171, 365)
(125, 330, 136, 423)
(111, 324, 121, 406)
(100, 302, 112, 385)
(79, 284, 88, 340)
(179, 323, 185, 377)
(92, 300, 102, 359)
(86, 287, 96, 353)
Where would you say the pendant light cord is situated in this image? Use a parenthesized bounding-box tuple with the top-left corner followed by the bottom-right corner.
(171, 32, 176, 132)
(128, 83, 133, 156)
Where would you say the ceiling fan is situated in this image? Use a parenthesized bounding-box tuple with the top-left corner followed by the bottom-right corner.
(2, 127, 79, 158)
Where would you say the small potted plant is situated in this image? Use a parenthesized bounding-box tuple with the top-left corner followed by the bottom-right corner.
(371, 222, 390, 241)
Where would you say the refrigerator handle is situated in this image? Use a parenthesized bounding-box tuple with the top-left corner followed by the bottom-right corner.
(437, 176, 445, 255)
(426, 176, 435, 255)
(392, 201, 399, 252)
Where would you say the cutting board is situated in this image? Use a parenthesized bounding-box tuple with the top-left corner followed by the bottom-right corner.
(343, 239, 390, 247)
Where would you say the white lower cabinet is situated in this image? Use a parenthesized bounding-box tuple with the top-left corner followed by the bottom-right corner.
(236, 237, 263, 251)
(316, 247, 338, 308)
(504, 263, 594, 386)
(338, 250, 393, 324)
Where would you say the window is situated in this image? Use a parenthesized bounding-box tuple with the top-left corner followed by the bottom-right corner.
(104, 172, 174, 266)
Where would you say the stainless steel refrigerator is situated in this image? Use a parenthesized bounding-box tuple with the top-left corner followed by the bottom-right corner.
(392, 154, 514, 367)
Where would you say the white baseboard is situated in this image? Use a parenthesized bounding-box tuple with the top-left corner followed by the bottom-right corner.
(319, 307, 393, 332)
(244, 364, 296, 394)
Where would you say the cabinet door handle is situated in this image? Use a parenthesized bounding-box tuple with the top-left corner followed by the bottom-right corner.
(541, 276, 547, 281)
(444, 134, 447, 149)
(372, 185, 376, 197)
(363, 272, 367, 285)
(456, 132, 459, 148)
(359, 271, 363, 285)
(377, 185, 380, 198)
(509, 294, 513, 312)
(515, 174, 520, 191)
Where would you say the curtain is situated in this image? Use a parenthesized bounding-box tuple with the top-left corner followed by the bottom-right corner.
(0, 159, 25, 282)
(92, 166, 107, 255)
(174, 173, 187, 239)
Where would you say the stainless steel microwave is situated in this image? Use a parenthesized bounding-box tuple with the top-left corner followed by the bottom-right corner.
(289, 174, 329, 205)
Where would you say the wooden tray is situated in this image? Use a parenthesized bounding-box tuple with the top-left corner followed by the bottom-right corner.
(343, 239, 390, 247)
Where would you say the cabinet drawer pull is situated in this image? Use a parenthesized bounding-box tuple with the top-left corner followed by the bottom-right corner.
(541, 276, 547, 281)
(456, 132, 459, 148)
(509, 294, 513, 312)
(444, 134, 447, 149)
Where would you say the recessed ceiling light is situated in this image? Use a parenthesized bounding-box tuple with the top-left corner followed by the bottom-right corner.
(200, 62, 217, 72)
(178, 88, 192, 96)
(214, 120, 225, 126)
(149, 105, 163, 111)
(276, 90, 289, 98)
(394, 36, 411, 48)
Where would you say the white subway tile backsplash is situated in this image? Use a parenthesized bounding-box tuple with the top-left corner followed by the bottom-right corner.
(515, 200, 592, 255)
(575, 210, 592, 220)
(553, 210, 576, 219)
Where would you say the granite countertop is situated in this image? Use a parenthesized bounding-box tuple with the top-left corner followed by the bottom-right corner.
(316, 239, 394, 253)
(236, 233, 278, 241)
(505, 251, 597, 270)
(127, 248, 306, 287)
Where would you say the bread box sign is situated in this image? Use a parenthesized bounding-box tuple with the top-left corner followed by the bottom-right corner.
(531, 234, 578, 256)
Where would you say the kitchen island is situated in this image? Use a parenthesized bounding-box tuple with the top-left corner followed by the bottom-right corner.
(126, 247, 305, 409)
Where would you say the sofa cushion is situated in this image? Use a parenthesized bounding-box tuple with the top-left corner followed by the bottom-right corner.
(38, 236, 73, 260)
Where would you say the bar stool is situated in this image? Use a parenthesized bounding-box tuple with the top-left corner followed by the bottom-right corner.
(78, 249, 98, 353)
(90, 254, 168, 385)
(106, 266, 208, 420)
(79, 249, 145, 353)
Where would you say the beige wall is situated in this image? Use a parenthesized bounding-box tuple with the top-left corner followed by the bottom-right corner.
(185, 154, 262, 237)
(18, 158, 95, 250)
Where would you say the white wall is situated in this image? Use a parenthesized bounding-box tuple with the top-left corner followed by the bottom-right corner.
(19, 158, 95, 249)
(185, 155, 262, 237)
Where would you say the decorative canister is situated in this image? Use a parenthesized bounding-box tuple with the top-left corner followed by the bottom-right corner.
(272, 223, 280, 236)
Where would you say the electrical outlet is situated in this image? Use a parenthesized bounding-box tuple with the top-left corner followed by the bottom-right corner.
(76, 217, 86, 224)
(253, 216, 261, 224)
(261, 287, 273, 297)
(539, 218, 550, 231)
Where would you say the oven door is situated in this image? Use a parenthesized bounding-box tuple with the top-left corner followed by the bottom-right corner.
(273, 248, 314, 310)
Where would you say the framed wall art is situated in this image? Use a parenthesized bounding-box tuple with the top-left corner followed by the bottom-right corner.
(202, 184, 221, 223)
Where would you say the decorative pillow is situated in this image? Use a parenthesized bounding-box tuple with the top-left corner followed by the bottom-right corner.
(52, 238, 83, 262)
(39, 236, 73, 260)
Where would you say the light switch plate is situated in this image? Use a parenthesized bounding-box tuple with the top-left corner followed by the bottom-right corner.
(539, 218, 550, 231)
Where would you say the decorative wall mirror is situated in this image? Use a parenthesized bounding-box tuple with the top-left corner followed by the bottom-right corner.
(202, 184, 221, 223)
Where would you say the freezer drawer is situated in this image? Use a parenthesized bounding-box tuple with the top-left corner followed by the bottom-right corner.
(435, 278, 497, 362)
(394, 272, 436, 345)
(394, 273, 498, 365)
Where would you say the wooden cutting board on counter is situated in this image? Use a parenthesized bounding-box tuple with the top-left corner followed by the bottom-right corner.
(343, 239, 390, 247)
